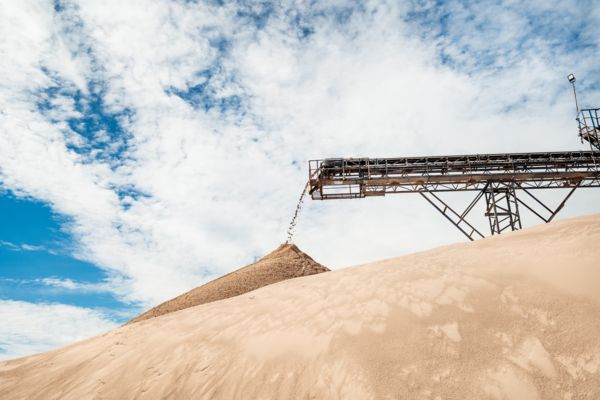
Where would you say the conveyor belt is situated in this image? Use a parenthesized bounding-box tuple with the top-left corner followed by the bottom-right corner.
(309, 150, 600, 200)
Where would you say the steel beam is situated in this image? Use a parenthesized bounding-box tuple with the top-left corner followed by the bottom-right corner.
(514, 182, 581, 223)
(418, 187, 485, 241)
(484, 184, 522, 235)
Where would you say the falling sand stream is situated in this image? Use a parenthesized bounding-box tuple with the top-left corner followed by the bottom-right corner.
(286, 181, 309, 243)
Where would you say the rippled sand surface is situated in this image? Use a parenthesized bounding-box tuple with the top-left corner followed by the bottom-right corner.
(1, 215, 599, 399)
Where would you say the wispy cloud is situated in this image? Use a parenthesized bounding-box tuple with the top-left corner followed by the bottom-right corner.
(0, 240, 52, 253)
(20, 244, 46, 252)
(0, 276, 127, 302)
(0, 300, 117, 360)
(38, 277, 112, 293)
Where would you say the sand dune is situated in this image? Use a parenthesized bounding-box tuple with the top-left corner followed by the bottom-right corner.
(2, 215, 600, 399)
(129, 243, 329, 324)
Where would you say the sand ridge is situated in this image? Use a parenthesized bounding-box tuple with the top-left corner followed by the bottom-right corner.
(1, 215, 600, 399)
(129, 243, 329, 324)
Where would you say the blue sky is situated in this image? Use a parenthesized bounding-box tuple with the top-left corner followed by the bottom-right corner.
(0, 193, 124, 310)
(1, 0, 600, 360)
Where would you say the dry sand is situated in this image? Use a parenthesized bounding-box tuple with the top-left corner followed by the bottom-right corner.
(2, 214, 600, 399)
(129, 243, 329, 324)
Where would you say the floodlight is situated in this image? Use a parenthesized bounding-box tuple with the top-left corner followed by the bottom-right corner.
(568, 74, 576, 83)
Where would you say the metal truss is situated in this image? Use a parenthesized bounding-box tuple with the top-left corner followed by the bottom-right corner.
(418, 187, 485, 241)
(308, 150, 600, 240)
(415, 181, 583, 241)
(308, 151, 600, 200)
(484, 183, 522, 235)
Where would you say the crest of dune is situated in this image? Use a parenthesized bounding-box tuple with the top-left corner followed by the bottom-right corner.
(1, 215, 600, 399)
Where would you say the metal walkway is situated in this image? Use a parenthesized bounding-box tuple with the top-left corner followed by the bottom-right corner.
(308, 150, 600, 240)
(578, 108, 600, 151)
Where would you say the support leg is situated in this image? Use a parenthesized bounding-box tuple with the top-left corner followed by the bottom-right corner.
(419, 188, 485, 241)
(419, 181, 581, 241)
(515, 181, 581, 223)
(484, 184, 522, 235)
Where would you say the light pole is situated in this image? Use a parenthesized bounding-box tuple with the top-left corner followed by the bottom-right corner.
(568, 73, 580, 116)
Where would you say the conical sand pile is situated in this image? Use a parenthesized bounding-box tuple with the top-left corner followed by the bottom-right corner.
(129, 243, 329, 324)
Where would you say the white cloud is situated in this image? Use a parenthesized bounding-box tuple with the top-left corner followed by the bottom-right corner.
(1, 0, 599, 314)
(0, 240, 49, 253)
(18, 244, 46, 252)
(0, 300, 117, 360)
(38, 277, 113, 293)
